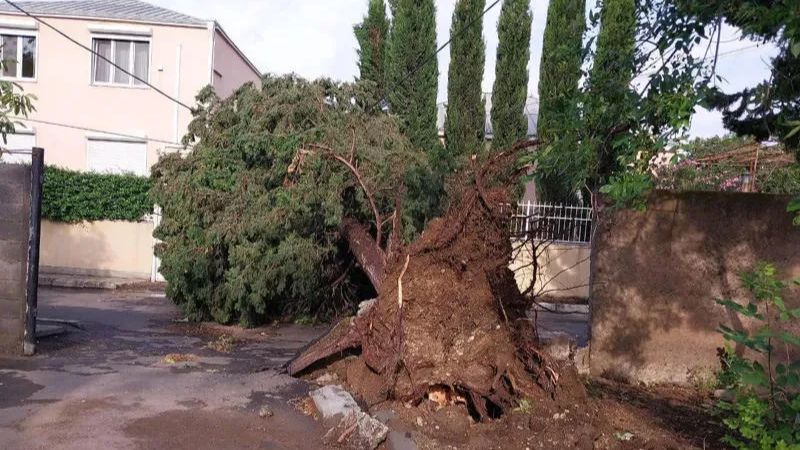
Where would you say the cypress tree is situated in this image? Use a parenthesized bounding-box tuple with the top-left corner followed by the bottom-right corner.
(354, 0, 390, 99)
(444, 0, 486, 164)
(387, 0, 440, 153)
(585, 0, 636, 183)
(535, 0, 586, 201)
(490, 0, 532, 150)
(537, 0, 585, 143)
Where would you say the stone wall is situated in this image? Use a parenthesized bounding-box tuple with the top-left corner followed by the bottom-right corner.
(0, 164, 31, 355)
(590, 191, 800, 384)
(510, 241, 591, 299)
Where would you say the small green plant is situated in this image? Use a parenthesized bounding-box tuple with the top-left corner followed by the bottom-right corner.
(715, 262, 800, 449)
(789, 197, 800, 226)
(512, 397, 534, 414)
(599, 171, 652, 211)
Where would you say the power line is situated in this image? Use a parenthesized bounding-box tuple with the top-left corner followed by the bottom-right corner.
(371, 0, 502, 111)
(3, 0, 193, 111)
(11, 116, 181, 145)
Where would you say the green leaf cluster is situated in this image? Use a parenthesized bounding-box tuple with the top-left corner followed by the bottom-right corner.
(715, 263, 800, 449)
(598, 171, 652, 211)
(42, 166, 152, 223)
(151, 76, 427, 326)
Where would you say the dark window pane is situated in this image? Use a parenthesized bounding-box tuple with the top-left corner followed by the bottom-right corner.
(21, 36, 35, 78)
(2, 35, 18, 77)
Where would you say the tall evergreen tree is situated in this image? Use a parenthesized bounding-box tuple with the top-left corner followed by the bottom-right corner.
(387, 0, 440, 153)
(585, 0, 636, 184)
(444, 0, 486, 164)
(537, 0, 585, 143)
(535, 0, 586, 201)
(490, 0, 532, 150)
(354, 0, 390, 99)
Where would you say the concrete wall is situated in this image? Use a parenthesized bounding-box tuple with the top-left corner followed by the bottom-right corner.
(0, 164, 31, 355)
(590, 191, 800, 384)
(39, 220, 154, 279)
(510, 241, 591, 299)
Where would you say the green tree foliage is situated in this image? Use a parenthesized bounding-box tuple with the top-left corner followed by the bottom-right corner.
(679, 1, 800, 161)
(41, 167, 152, 223)
(537, 0, 585, 143)
(535, 0, 586, 201)
(354, 0, 390, 100)
(715, 263, 800, 449)
(387, 0, 440, 153)
(150, 76, 427, 326)
(490, 0, 532, 150)
(584, 0, 637, 185)
(444, 0, 486, 165)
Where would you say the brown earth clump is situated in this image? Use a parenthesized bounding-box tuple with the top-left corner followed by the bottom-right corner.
(288, 144, 586, 420)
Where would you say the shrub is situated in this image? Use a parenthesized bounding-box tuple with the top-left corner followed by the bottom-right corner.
(715, 263, 800, 449)
(42, 166, 152, 223)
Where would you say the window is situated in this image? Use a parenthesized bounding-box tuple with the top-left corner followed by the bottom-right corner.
(0, 129, 35, 164)
(0, 34, 36, 79)
(86, 138, 147, 176)
(92, 38, 149, 86)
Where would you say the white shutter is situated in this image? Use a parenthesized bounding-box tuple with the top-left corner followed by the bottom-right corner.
(0, 131, 35, 164)
(86, 139, 147, 176)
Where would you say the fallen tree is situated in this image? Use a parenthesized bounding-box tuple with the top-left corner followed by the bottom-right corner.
(288, 141, 582, 420)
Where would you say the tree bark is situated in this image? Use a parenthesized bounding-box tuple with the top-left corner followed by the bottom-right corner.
(343, 217, 386, 292)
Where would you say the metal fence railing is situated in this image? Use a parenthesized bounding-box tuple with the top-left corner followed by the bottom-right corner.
(509, 201, 593, 244)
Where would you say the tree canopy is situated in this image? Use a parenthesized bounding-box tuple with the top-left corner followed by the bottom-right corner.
(151, 76, 428, 325)
(354, 0, 390, 100)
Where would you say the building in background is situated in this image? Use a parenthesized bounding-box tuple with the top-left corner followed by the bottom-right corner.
(0, 0, 260, 282)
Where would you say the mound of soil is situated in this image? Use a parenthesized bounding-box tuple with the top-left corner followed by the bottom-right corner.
(289, 147, 587, 421)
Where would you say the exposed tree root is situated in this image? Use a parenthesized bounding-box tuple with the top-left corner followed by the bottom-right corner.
(287, 141, 582, 420)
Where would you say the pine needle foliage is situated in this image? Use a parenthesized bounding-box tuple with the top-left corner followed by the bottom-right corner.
(444, 0, 486, 165)
(490, 0, 532, 150)
(150, 76, 426, 326)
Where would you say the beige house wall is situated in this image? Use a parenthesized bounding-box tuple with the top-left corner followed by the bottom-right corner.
(510, 240, 591, 299)
(40, 220, 154, 279)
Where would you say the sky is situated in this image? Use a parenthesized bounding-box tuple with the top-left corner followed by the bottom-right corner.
(152, 0, 780, 139)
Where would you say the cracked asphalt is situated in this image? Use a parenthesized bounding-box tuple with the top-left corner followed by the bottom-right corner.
(0, 288, 329, 450)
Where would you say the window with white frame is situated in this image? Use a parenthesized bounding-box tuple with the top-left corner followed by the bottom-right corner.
(0, 33, 36, 79)
(92, 38, 149, 86)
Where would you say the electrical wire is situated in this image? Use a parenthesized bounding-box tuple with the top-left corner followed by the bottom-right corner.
(10, 116, 181, 145)
(3, 0, 194, 111)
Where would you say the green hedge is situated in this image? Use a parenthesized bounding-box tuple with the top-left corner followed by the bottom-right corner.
(42, 166, 152, 223)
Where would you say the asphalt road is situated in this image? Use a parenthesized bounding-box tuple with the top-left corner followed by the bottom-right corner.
(0, 288, 328, 450)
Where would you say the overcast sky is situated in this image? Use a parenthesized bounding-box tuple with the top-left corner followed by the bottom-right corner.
(152, 0, 779, 139)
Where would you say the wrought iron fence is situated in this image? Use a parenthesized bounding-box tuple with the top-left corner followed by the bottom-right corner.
(509, 201, 593, 244)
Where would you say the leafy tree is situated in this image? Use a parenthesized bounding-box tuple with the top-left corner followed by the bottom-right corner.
(354, 0, 390, 100)
(0, 69, 35, 145)
(444, 0, 486, 165)
(490, 0, 532, 150)
(679, 1, 800, 162)
(387, 0, 440, 154)
(151, 76, 427, 325)
(535, 0, 586, 201)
